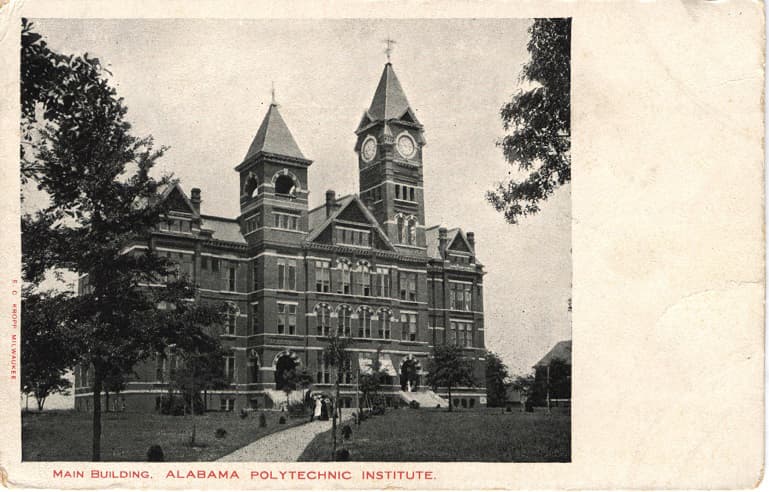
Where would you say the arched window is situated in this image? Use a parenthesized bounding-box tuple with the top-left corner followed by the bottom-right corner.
(339, 260, 351, 294)
(337, 305, 352, 336)
(378, 308, 392, 339)
(407, 217, 417, 245)
(275, 175, 296, 196)
(358, 307, 373, 338)
(357, 262, 371, 296)
(315, 303, 332, 336)
(244, 172, 259, 198)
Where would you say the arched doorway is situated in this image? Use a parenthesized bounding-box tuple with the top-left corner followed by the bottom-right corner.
(275, 355, 297, 390)
(400, 357, 420, 392)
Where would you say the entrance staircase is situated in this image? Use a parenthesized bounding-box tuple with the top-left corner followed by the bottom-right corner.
(264, 389, 305, 410)
(398, 389, 448, 408)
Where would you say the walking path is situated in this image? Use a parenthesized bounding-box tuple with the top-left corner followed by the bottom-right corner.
(217, 418, 334, 462)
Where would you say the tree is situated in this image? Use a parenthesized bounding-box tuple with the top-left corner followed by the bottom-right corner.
(484, 351, 509, 407)
(358, 350, 389, 409)
(21, 290, 74, 411)
(426, 344, 476, 412)
(487, 18, 571, 224)
(20, 20, 189, 460)
(279, 368, 314, 412)
(323, 334, 351, 460)
(510, 373, 536, 409)
(102, 363, 130, 413)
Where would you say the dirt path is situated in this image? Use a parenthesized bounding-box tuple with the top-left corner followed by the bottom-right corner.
(217, 418, 334, 462)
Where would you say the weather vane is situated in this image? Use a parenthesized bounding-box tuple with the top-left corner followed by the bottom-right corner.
(384, 37, 396, 63)
(271, 81, 276, 105)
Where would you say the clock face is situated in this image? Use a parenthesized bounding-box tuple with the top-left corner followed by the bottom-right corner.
(397, 134, 416, 158)
(362, 137, 377, 162)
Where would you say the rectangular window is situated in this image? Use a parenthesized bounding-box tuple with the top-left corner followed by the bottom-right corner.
(253, 263, 259, 291)
(316, 351, 330, 384)
(227, 266, 237, 291)
(277, 258, 297, 290)
(273, 212, 300, 231)
(224, 354, 235, 381)
(409, 187, 415, 202)
(374, 267, 391, 297)
(315, 260, 330, 292)
(400, 272, 417, 301)
(400, 313, 417, 341)
(277, 302, 297, 335)
(201, 256, 208, 270)
(250, 303, 259, 335)
(395, 184, 401, 199)
(220, 398, 235, 412)
(212, 258, 220, 272)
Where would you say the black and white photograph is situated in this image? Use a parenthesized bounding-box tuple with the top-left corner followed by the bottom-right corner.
(18, 17, 572, 464)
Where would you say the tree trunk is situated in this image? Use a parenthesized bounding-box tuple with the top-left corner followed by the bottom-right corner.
(25, 394, 29, 411)
(36, 394, 45, 412)
(448, 385, 453, 412)
(91, 373, 103, 461)
(104, 390, 110, 413)
(332, 376, 339, 460)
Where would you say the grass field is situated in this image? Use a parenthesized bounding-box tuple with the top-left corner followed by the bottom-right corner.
(22, 410, 306, 462)
(298, 407, 570, 462)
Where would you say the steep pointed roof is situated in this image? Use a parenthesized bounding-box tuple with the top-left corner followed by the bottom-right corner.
(367, 63, 420, 124)
(243, 104, 306, 162)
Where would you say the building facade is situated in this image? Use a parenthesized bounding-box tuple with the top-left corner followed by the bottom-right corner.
(74, 62, 488, 413)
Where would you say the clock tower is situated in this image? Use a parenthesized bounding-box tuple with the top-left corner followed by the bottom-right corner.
(355, 62, 427, 252)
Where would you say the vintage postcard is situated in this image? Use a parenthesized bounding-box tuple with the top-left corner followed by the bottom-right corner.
(0, 0, 763, 490)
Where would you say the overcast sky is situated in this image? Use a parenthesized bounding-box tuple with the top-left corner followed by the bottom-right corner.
(31, 18, 571, 382)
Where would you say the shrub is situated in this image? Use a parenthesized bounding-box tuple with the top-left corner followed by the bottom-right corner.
(146, 445, 164, 462)
(215, 428, 227, 439)
(278, 416, 286, 424)
(341, 424, 353, 440)
(435, 404, 441, 409)
(408, 400, 420, 409)
(159, 395, 186, 416)
(505, 406, 512, 413)
(372, 405, 385, 416)
(259, 413, 267, 428)
(240, 408, 249, 419)
(287, 402, 306, 417)
(335, 448, 350, 461)
(359, 412, 368, 422)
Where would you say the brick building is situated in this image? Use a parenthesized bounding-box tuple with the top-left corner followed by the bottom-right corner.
(74, 62, 488, 413)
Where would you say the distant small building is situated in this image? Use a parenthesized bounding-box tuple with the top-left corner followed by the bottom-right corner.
(532, 340, 571, 406)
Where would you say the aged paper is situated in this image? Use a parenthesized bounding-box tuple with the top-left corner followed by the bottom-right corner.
(0, 0, 764, 490)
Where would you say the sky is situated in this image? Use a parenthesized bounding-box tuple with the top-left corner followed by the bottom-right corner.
(30, 18, 571, 393)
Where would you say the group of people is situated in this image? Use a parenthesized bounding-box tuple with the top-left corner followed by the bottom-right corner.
(308, 393, 333, 422)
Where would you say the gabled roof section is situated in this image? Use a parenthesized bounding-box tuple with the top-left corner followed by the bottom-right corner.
(362, 63, 421, 127)
(534, 340, 572, 368)
(244, 104, 306, 162)
(448, 230, 473, 254)
(307, 195, 395, 251)
(159, 183, 196, 215)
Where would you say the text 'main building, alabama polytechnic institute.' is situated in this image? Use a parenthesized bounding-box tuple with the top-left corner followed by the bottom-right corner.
(75, 61, 488, 413)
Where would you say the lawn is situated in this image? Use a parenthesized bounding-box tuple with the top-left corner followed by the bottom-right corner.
(22, 409, 307, 462)
(298, 407, 570, 462)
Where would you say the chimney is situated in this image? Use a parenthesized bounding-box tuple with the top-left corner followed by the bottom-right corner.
(438, 227, 448, 259)
(325, 189, 336, 217)
(190, 188, 201, 215)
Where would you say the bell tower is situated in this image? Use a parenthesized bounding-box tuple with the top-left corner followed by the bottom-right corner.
(355, 61, 426, 252)
(236, 99, 312, 246)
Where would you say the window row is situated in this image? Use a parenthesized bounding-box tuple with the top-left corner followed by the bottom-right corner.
(395, 184, 417, 202)
(244, 213, 262, 233)
(448, 321, 475, 347)
(449, 283, 473, 311)
(336, 227, 371, 247)
(314, 305, 418, 341)
(158, 218, 192, 234)
(312, 261, 417, 300)
(273, 211, 300, 231)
